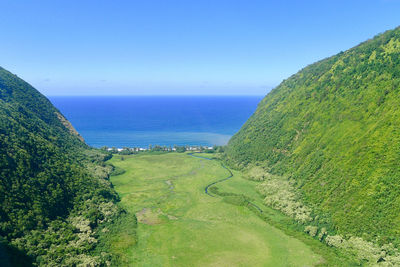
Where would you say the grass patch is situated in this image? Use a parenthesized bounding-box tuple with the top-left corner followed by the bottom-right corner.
(216, 161, 357, 266)
(104, 152, 353, 266)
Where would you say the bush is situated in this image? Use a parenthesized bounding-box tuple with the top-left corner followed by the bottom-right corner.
(304, 225, 318, 237)
(257, 175, 312, 223)
(110, 166, 126, 176)
(245, 165, 268, 181)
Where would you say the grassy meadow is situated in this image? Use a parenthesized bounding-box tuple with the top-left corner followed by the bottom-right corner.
(104, 152, 347, 266)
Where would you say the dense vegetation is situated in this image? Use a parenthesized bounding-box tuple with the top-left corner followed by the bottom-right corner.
(0, 67, 122, 266)
(226, 26, 400, 262)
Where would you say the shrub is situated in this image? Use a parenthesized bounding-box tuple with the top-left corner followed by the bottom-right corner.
(304, 225, 318, 237)
(257, 175, 312, 223)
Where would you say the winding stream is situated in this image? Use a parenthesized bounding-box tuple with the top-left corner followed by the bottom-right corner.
(188, 153, 263, 213)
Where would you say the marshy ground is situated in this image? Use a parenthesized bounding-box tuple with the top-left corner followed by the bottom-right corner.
(106, 153, 324, 266)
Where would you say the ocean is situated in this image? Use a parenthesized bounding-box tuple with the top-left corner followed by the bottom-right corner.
(49, 96, 263, 148)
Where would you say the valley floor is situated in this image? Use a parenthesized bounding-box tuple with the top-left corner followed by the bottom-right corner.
(106, 153, 327, 266)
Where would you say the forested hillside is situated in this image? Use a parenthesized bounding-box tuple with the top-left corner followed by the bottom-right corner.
(226, 26, 400, 263)
(0, 67, 121, 266)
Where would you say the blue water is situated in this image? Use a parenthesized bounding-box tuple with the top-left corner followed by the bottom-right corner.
(49, 96, 262, 148)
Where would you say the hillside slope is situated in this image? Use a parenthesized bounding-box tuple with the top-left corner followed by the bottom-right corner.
(0, 67, 120, 266)
(226, 27, 400, 247)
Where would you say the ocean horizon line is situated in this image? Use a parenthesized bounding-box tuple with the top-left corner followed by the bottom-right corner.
(49, 96, 260, 148)
(46, 94, 265, 97)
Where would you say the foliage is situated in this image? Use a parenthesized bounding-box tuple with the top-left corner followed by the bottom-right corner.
(244, 165, 268, 181)
(304, 225, 318, 237)
(322, 234, 400, 265)
(226, 26, 400, 247)
(257, 173, 312, 223)
(248, 161, 400, 265)
(175, 146, 187, 153)
(0, 66, 121, 265)
(110, 166, 126, 176)
(95, 212, 137, 266)
(209, 186, 253, 206)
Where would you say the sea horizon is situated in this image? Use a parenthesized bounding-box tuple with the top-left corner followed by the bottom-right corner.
(49, 95, 263, 148)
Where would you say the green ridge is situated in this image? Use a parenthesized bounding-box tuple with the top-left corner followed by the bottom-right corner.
(0, 67, 120, 265)
(226, 26, 400, 245)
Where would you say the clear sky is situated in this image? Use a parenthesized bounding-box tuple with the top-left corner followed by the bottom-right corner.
(0, 0, 399, 96)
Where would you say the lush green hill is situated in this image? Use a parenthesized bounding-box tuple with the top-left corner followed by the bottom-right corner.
(0, 67, 121, 266)
(226, 27, 400, 261)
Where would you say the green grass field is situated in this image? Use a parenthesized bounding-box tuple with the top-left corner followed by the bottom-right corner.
(106, 152, 335, 266)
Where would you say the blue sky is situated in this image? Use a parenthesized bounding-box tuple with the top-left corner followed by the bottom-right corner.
(0, 0, 399, 96)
